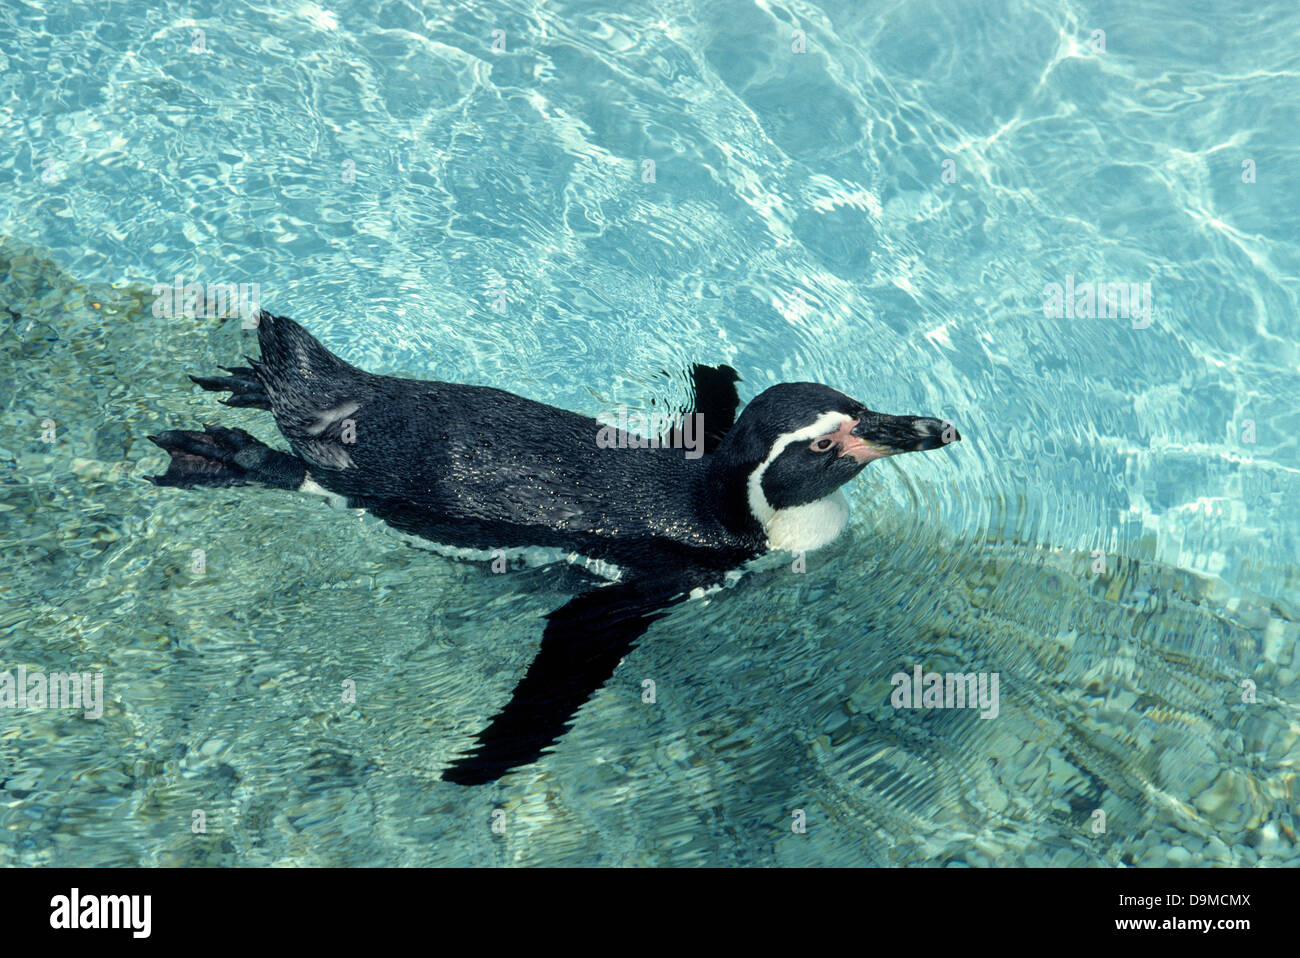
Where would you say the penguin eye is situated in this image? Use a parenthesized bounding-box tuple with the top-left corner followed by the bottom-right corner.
(811, 437, 834, 453)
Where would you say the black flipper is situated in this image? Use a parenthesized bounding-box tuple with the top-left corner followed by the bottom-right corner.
(442, 573, 706, 786)
(189, 366, 271, 410)
(146, 425, 307, 490)
(661, 363, 740, 455)
(689, 363, 741, 454)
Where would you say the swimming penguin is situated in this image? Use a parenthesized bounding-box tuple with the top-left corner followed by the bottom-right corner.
(148, 312, 960, 785)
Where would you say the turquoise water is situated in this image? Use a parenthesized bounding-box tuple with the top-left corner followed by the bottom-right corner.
(1, 0, 1298, 865)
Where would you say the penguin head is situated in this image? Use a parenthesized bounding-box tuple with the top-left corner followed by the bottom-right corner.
(709, 383, 960, 541)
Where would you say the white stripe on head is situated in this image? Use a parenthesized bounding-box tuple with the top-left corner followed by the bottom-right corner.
(746, 409, 847, 525)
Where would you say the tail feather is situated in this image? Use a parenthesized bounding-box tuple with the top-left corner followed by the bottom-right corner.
(147, 424, 306, 490)
(245, 312, 369, 440)
(252, 311, 357, 383)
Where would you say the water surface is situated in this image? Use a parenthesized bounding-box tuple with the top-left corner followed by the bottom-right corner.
(1, 0, 1297, 866)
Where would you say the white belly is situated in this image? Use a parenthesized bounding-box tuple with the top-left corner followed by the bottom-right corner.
(296, 474, 623, 581)
(762, 488, 849, 552)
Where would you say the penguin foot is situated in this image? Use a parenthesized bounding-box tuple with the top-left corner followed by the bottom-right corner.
(189, 366, 271, 410)
(146, 424, 306, 490)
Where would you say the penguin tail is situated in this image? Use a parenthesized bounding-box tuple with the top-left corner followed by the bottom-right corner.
(146, 424, 306, 490)
(249, 311, 357, 383)
(239, 311, 369, 436)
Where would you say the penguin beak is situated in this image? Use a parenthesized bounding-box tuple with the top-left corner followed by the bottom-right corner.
(838, 414, 961, 463)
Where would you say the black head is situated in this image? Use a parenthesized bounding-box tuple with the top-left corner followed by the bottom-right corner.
(708, 383, 960, 534)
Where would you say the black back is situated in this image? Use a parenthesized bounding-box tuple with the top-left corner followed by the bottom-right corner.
(252, 314, 761, 576)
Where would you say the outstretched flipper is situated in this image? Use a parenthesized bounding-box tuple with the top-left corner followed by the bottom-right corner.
(687, 363, 741, 454)
(147, 424, 307, 489)
(660, 363, 740, 455)
(442, 571, 709, 786)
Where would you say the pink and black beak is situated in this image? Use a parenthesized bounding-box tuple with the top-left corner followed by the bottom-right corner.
(832, 412, 961, 463)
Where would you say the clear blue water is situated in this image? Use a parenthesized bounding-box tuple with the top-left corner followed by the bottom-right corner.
(1, 0, 1297, 866)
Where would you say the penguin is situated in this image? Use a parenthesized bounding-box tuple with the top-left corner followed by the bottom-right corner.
(148, 312, 960, 785)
